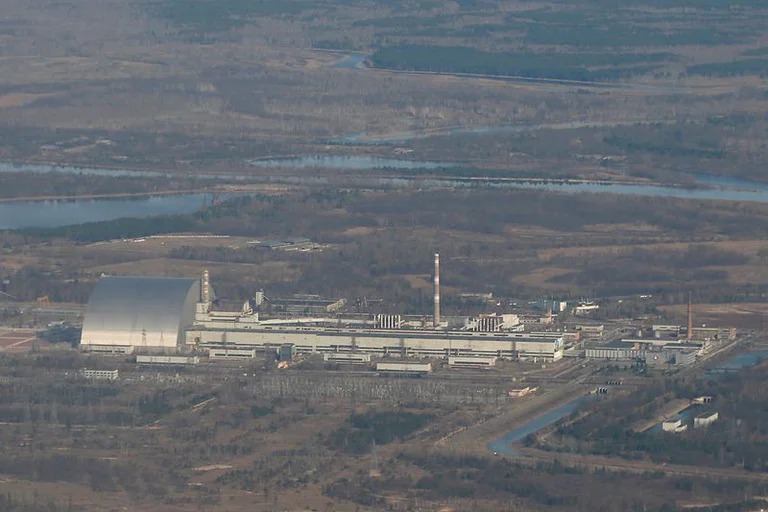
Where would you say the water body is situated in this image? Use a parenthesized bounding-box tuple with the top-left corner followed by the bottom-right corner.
(0, 161, 253, 182)
(329, 52, 689, 94)
(249, 155, 454, 170)
(0, 161, 166, 178)
(6, 160, 768, 229)
(692, 173, 768, 192)
(0, 194, 210, 230)
(332, 53, 367, 70)
(487, 395, 588, 456)
(707, 350, 768, 373)
(507, 179, 768, 203)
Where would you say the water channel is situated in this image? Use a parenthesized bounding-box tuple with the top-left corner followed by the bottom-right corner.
(706, 349, 768, 373)
(486, 395, 589, 456)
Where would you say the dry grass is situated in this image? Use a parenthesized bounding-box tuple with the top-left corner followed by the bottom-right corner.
(658, 302, 768, 329)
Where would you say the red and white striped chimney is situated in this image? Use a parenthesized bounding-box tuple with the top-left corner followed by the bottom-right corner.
(433, 253, 440, 328)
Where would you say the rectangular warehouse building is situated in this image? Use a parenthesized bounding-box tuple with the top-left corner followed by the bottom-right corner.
(186, 326, 563, 362)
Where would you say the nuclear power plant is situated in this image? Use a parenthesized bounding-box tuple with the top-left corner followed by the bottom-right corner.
(79, 254, 565, 362)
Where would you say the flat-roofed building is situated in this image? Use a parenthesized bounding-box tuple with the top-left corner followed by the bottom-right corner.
(136, 355, 199, 365)
(323, 352, 371, 363)
(662, 419, 687, 433)
(377, 361, 432, 376)
(448, 356, 497, 368)
(189, 325, 564, 362)
(208, 348, 256, 359)
(694, 411, 719, 428)
(82, 369, 119, 381)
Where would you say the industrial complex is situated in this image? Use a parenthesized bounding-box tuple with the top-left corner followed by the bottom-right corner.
(79, 255, 732, 371)
(80, 256, 568, 363)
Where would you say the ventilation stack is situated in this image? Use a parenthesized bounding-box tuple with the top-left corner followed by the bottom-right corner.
(202, 269, 211, 304)
(433, 253, 441, 328)
(686, 291, 693, 343)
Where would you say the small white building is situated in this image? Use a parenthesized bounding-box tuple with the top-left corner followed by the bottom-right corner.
(694, 411, 719, 428)
(448, 356, 497, 368)
(208, 348, 256, 359)
(574, 302, 599, 315)
(82, 369, 119, 381)
(662, 419, 688, 433)
(83, 345, 134, 355)
(323, 352, 371, 363)
(136, 355, 199, 365)
(376, 362, 432, 375)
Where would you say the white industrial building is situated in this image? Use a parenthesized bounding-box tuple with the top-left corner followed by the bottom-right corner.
(82, 369, 119, 380)
(136, 355, 200, 365)
(79, 269, 564, 363)
(188, 325, 563, 362)
(323, 352, 372, 363)
(662, 419, 687, 433)
(694, 411, 719, 428)
(80, 275, 202, 352)
(585, 340, 700, 366)
(448, 356, 497, 368)
(376, 361, 432, 375)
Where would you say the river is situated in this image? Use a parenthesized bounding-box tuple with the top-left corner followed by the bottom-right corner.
(4, 160, 768, 229)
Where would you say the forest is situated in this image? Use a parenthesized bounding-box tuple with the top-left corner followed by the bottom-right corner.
(5, 185, 768, 312)
(545, 366, 768, 471)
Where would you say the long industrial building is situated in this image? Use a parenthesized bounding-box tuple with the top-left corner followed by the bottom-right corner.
(81, 268, 564, 362)
(186, 325, 563, 361)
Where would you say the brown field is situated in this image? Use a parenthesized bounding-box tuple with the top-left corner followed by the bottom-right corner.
(0, 330, 38, 351)
(658, 302, 768, 329)
(0, 93, 59, 108)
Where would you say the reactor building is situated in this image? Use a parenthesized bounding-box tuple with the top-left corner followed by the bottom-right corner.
(80, 261, 564, 362)
(80, 275, 203, 353)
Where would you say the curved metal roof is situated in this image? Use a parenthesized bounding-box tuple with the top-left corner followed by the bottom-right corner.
(80, 276, 200, 349)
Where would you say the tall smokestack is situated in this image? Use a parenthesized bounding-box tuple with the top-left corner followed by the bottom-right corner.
(433, 253, 440, 328)
(202, 269, 211, 304)
(686, 291, 693, 342)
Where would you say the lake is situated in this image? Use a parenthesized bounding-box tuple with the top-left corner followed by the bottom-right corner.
(0, 194, 211, 230)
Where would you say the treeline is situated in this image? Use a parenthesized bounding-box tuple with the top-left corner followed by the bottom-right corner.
(687, 58, 768, 77)
(0, 171, 207, 200)
(326, 410, 433, 454)
(0, 493, 82, 512)
(37, 325, 81, 346)
(552, 370, 768, 471)
(325, 450, 761, 512)
(604, 134, 726, 159)
(549, 245, 750, 296)
(12, 186, 768, 305)
(370, 45, 668, 81)
(19, 215, 197, 244)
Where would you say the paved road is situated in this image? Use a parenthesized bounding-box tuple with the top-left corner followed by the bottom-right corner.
(515, 446, 768, 483)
